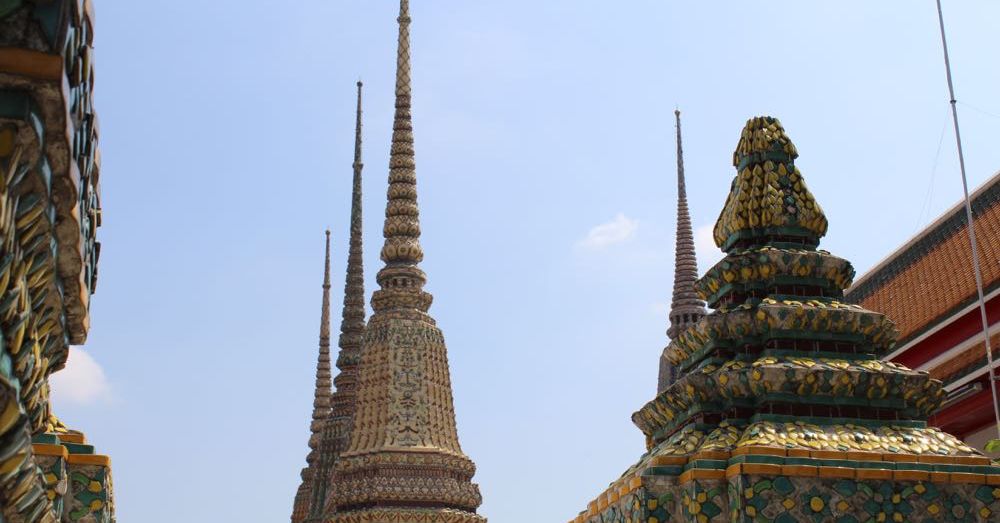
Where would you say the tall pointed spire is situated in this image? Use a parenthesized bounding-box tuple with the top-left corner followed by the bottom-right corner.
(301, 81, 369, 522)
(335, 79, 367, 393)
(658, 110, 706, 393)
(291, 231, 335, 523)
(371, 0, 430, 316)
(313, 230, 334, 434)
(329, 2, 484, 520)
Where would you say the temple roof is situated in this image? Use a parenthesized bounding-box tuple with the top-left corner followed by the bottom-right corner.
(846, 170, 1000, 346)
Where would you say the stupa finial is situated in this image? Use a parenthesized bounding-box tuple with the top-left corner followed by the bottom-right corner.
(353, 81, 363, 174)
(324, 230, 332, 285)
(713, 116, 827, 252)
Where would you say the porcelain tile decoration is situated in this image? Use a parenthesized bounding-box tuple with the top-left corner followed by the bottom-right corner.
(569, 117, 1000, 523)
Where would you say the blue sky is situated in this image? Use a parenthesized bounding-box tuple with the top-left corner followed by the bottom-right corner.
(46, 1, 1000, 522)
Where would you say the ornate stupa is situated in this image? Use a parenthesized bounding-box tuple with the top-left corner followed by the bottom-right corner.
(571, 116, 1000, 523)
(326, 1, 484, 521)
(659, 110, 707, 393)
(0, 3, 113, 522)
(290, 230, 335, 523)
(291, 82, 368, 523)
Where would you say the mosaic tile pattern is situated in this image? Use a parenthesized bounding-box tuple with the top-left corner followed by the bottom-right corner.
(570, 116, 1000, 523)
(65, 462, 113, 523)
(0, 2, 109, 522)
(326, 2, 484, 520)
(732, 475, 1000, 523)
(697, 247, 855, 308)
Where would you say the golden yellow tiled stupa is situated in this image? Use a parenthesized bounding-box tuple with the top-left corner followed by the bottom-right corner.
(570, 116, 1000, 523)
(323, 1, 485, 521)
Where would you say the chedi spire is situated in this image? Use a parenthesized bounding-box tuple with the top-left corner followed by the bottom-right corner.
(303, 81, 369, 522)
(290, 231, 334, 523)
(329, 2, 484, 521)
(658, 110, 706, 393)
(373, 0, 429, 314)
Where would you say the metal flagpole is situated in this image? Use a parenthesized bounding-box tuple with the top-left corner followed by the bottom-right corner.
(934, 0, 1000, 439)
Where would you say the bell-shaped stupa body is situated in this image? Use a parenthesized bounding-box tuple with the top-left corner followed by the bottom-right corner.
(569, 116, 1000, 523)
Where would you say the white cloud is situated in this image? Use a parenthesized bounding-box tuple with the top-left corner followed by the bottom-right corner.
(650, 302, 669, 317)
(49, 348, 112, 406)
(695, 224, 725, 272)
(577, 213, 639, 250)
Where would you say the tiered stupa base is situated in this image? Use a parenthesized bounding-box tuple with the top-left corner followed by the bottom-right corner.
(331, 509, 485, 523)
(576, 416, 1000, 522)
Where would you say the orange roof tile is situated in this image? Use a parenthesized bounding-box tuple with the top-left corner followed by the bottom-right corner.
(846, 172, 1000, 345)
(928, 332, 1000, 383)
